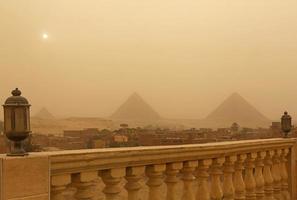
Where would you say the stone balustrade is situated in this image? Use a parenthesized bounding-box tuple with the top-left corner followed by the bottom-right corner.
(0, 138, 296, 200)
(48, 138, 296, 200)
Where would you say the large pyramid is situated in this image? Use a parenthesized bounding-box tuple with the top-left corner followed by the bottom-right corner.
(111, 93, 161, 121)
(204, 93, 271, 128)
(33, 107, 55, 119)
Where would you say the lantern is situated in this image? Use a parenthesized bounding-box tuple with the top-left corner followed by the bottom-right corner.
(3, 88, 31, 156)
(281, 111, 292, 138)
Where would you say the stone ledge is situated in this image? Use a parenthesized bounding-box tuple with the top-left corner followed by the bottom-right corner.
(0, 155, 49, 200)
(44, 138, 296, 175)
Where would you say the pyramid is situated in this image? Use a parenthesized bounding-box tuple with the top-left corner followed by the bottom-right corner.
(33, 107, 55, 119)
(111, 93, 161, 121)
(205, 93, 271, 128)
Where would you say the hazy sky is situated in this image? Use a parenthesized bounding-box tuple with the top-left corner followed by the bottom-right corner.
(0, 0, 297, 120)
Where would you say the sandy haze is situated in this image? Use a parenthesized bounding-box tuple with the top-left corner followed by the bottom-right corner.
(1, 0, 297, 121)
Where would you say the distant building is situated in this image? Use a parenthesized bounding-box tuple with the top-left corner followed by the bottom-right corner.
(64, 130, 82, 137)
(217, 128, 230, 134)
(230, 122, 240, 133)
(92, 139, 106, 148)
(113, 134, 128, 143)
(271, 122, 281, 131)
(63, 128, 100, 138)
(120, 123, 129, 129)
(82, 128, 100, 136)
(199, 128, 213, 133)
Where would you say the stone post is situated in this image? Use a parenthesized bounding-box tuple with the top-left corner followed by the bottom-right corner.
(165, 162, 183, 200)
(182, 161, 198, 200)
(125, 166, 145, 200)
(101, 168, 126, 200)
(146, 164, 166, 200)
(210, 157, 225, 200)
(196, 159, 212, 200)
(263, 150, 275, 200)
(255, 152, 266, 200)
(234, 154, 247, 200)
(51, 174, 72, 200)
(272, 150, 283, 200)
(73, 171, 98, 200)
(280, 149, 290, 200)
(223, 156, 236, 200)
(245, 153, 257, 200)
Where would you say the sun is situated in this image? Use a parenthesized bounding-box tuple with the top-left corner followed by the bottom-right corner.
(42, 33, 49, 39)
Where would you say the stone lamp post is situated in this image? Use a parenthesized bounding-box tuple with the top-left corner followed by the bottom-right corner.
(281, 111, 292, 138)
(3, 88, 31, 156)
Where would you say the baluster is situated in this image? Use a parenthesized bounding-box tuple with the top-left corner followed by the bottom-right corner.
(223, 156, 237, 200)
(182, 161, 198, 200)
(73, 171, 98, 200)
(51, 174, 72, 200)
(272, 150, 282, 200)
(210, 157, 225, 200)
(101, 168, 126, 200)
(234, 154, 247, 200)
(146, 164, 166, 200)
(165, 162, 183, 200)
(263, 150, 274, 200)
(125, 166, 145, 200)
(255, 151, 266, 200)
(280, 149, 290, 200)
(196, 159, 212, 200)
(245, 153, 257, 200)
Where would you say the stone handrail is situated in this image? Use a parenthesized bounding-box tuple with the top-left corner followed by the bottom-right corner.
(46, 138, 296, 200)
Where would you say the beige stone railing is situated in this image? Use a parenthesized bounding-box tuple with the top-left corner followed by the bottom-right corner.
(46, 138, 296, 200)
(0, 138, 295, 200)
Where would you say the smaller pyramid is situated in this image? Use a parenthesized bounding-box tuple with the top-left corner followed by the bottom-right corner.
(34, 107, 55, 119)
(111, 93, 161, 121)
(205, 93, 270, 128)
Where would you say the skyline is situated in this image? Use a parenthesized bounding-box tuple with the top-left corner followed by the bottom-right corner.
(1, 0, 297, 120)
(0, 90, 288, 122)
